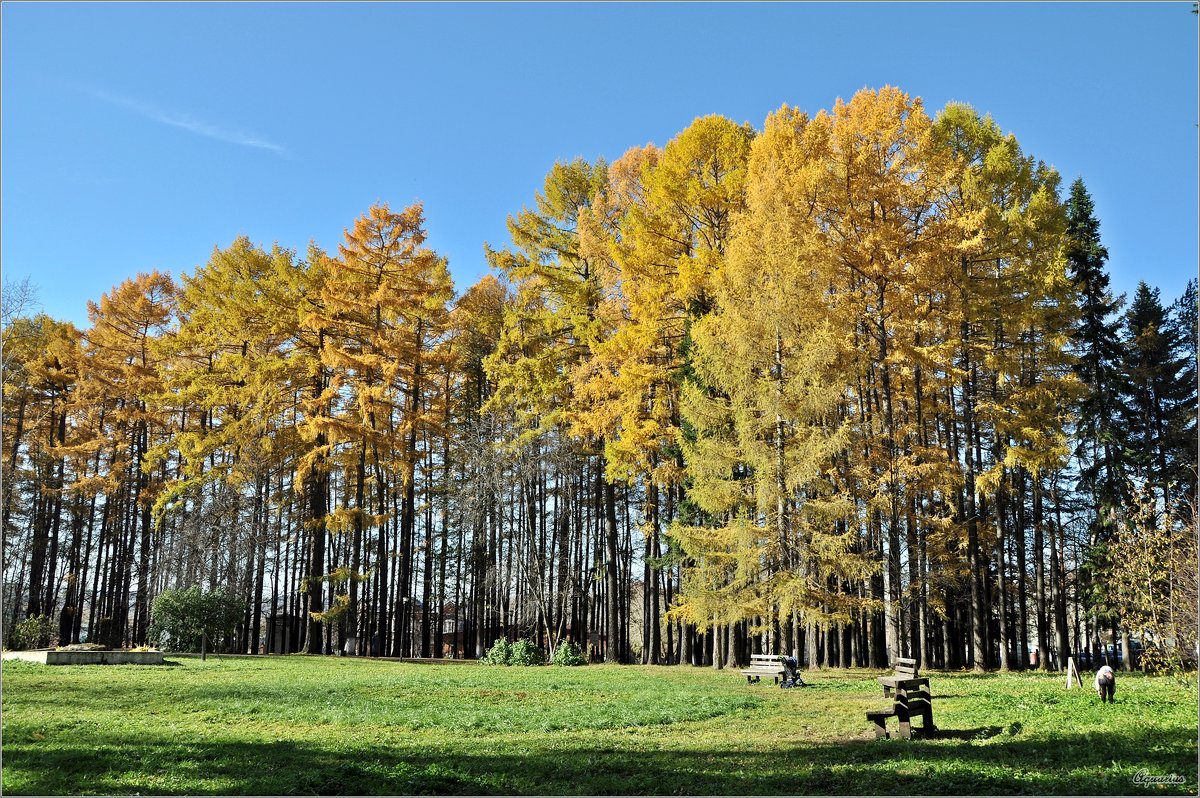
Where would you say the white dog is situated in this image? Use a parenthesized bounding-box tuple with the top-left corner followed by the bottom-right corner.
(1094, 664, 1116, 703)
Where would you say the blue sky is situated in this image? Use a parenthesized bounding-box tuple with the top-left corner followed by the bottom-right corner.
(2, 2, 1196, 328)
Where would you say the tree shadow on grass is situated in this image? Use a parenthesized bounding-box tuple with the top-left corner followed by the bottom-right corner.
(932, 726, 1005, 741)
(3, 725, 1195, 796)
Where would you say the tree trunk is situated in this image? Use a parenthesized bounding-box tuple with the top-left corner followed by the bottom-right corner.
(304, 334, 330, 655)
(1033, 478, 1049, 670)
(602, 460, 620, 664)
(994, 470, 1011, 671)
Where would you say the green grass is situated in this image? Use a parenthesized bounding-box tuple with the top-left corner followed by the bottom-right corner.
(2, 655, 1196, 795)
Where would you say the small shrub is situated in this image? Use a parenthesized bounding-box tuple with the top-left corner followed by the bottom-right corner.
(482, 638, 513, 665)
(148, 586, 246, 653)
(508, 638, 545, 666)
(8, 615, 56, 650)
(481, 637, 545, 665)
(57, 643, 108, 652)
(550, 640, 587, 666)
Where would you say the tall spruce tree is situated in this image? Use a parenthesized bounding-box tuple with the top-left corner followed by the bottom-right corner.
(1064, 178, 1126, 531)
(1167, 280, 1198, 502)
(1120, 282, 1192, 508)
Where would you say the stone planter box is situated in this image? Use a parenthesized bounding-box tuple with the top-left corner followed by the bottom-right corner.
(2, 649, 165, 665)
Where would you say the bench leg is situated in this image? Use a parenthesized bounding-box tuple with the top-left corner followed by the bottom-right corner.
(896, 705, 911, 739)
(910, 688, 934, 735)
(872, 717, 888, 739)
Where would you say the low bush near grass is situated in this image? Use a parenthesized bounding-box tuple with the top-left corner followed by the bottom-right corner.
(550, 640, 587, 666)
(509, 639, 544, 666)
(6, 615, 55, 650)
(482, 638, 546, 666)
(481, 638, 512, 665)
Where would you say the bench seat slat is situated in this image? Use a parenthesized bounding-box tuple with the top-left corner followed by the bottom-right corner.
(877, 676, 928, 685)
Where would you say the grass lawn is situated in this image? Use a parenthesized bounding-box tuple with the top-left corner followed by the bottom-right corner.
(2, 655, 1196, 795)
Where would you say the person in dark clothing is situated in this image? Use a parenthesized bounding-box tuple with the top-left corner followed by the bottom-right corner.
(1095, 664, 1116, 703)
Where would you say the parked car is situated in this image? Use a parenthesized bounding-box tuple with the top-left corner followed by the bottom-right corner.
(1096, 641, 1143, 665)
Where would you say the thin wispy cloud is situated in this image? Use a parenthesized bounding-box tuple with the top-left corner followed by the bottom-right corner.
(89, 89, 287, 155)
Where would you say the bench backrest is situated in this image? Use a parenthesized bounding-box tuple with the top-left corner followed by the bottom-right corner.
(750, 653, 784, 665)
(895, 657, 918, 678)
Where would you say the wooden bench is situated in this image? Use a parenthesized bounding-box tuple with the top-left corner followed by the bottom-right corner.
(740, 653, 786, 684)
(869, 658, 934, 738)
(867, 682, 934, 739)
